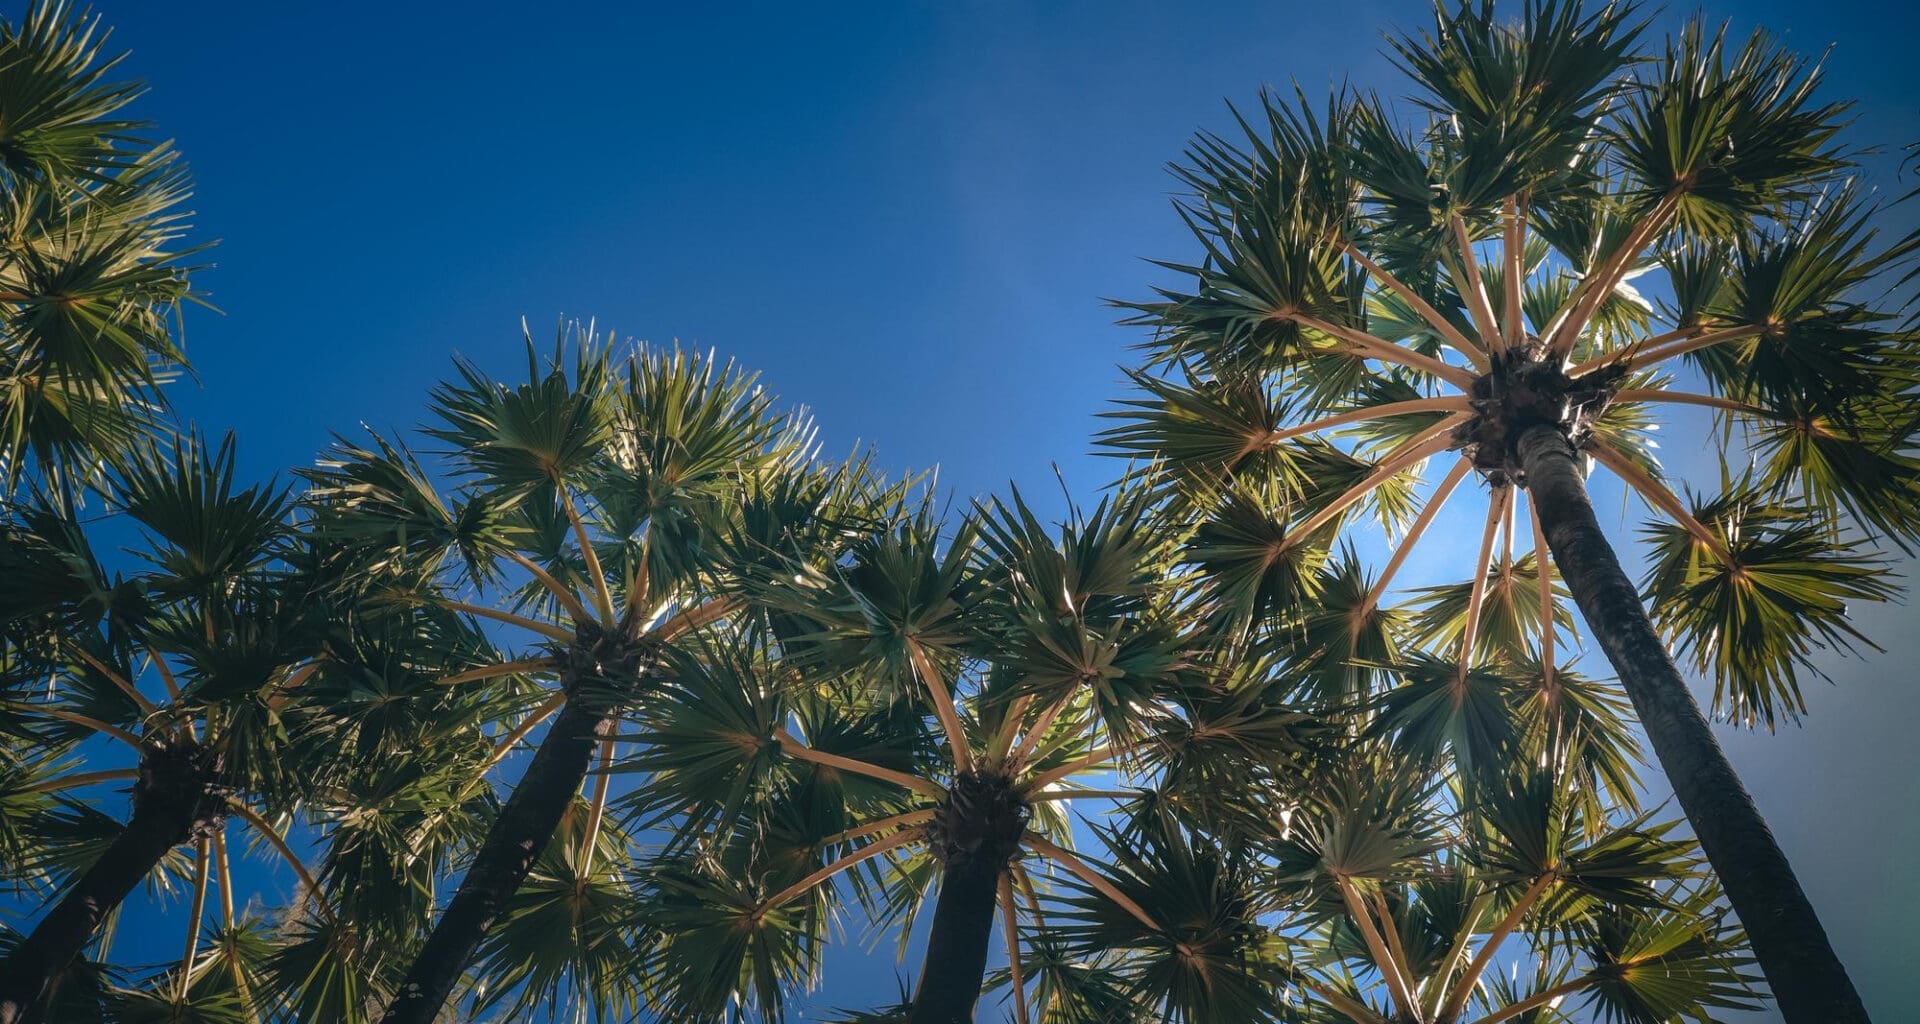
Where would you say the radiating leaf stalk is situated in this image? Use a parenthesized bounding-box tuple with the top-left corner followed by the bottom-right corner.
(14, 703, 143, 748)
(909, 641, 973, 774)
(1020, 832, 1160, 932)
(1612, 388, 1778, 420)
(1358, 456, 1475, 633)
(1344, 240, 1489, 367)
(1548, 192, 1682, 359)
(1502, 484, 1518, 569)
(1292, 312, 1479, 388)
(434, 656, 560, 687)
(1008, 694, 1073, 772)
(820, 809, 936, 847)
(985, 694, 1035, 769)
(1337, 876, 1416, 1018)
(1371, 889, 1416, 1006)
(501, 548, 595, 626)
(557, 485, 619, 627)
(178, 837, 210, 1002)
(20, 767, 138, 793)
(1565, 324, 1694, 376)
(1457, 487, 1511, 682)
(441, 599, 577, 643)
(630, 594, 677, 636)
(1616, 323, 1768, 373)
(759, 829, 920, 912)
(1297, 973, 1389, 1024)
(1439, 871, 1556, 1022)
(1021, 745, 1119, 796)
(212, 831, 235, 927)
(1028, 789, 1136, 803)
(653, 595, 738, 642)
(68, 641, 157, 715)
(1451, 215, 1504, 356)
(578, 739, 616, 876)
(1473, 977, 1590, 1024)
(211, 829, 262, 1024)
(1503, 195, 1528, 349)
(149, 645, 182, 702)
(264, 661, 322, 713)
(1291, 419, 1469, 544)
(224, 798, 336, 926)
(1586, 442, 1734, 565)
(775, 728, 947, 798)
(1013, 865, 1046, 923)
(623, 533, 653, 631)
(1010, 865, 1060, 1018)
(484, 693, 568, 771)
(1000, 873, 1030, 1024)
(1272, 396, 1473, 446)
(1425, 890, 1493, 1020)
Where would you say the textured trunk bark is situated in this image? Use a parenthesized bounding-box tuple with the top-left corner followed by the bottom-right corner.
(377, 698, 613, 1024)
(1517, 424, 1870, 1024)
(0, 775, 205, 1023)
(907, 857, 1003, 1024)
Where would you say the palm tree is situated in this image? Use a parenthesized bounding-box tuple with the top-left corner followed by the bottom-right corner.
(1101, 3, 1916, 1019)
(0, 435, 337, 1022)
(973, 523, 1651, 1022)
(303, 324, 853, 1024)
(635, 488, 1319, 1023)
(0, 1, 204, 504)
(0, 433, 532, 1024)
(1060, 754, 1759, 1024)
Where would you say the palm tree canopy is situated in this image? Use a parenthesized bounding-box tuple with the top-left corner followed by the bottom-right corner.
(0, 1, 205, 501)
(627, 483, 1331, 1022)
(1056, 750, 1758, 1024)
(0, 432, 460, 1022)
(1101, 3, 1909, 1020)
(1103, 0, 1918, 728)
(290, 322, 901, 1024)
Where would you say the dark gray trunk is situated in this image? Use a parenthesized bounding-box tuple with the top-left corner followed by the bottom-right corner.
(907, 857, 1003, 1024)
(1517, 424, 1870, 1024)
(0, 742, 222, 1024)
(0, 807, 188, 1023)
(376, 698, 613, 1024)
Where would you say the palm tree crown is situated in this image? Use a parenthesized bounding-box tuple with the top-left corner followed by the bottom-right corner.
(1061, 752, 1757, 1024)
(300, 322, 862, 1024)
(635, 487, 1321, 1023)
(0, 1, 205, 502)
(1103, 2, 1915, 1020)
(0, 434, 380, 1023)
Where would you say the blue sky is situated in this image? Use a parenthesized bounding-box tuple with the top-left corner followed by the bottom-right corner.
(36, 1, 1920, 1020)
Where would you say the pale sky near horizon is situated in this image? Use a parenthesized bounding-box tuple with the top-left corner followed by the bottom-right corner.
(34, 1, 1919, 1019)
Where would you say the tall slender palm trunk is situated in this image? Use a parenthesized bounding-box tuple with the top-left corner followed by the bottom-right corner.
(907, 857, 1003, 1024)
(377, 698, 614, 1024)
(1516, 424, 1871, 1024)
(0, 746, 219, 1024)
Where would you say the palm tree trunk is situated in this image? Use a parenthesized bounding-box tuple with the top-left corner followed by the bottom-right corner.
(0, 775, 205, 1023)
(377, 699, 613, 1024)
(908, 857, 1003, 1024)
(1516, 424, 1871, 1024)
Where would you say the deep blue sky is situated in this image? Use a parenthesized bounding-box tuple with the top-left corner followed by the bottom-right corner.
(54, 1, 1920, 1020)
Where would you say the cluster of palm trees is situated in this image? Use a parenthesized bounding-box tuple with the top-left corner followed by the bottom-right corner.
(2, 1, 1914, 1022)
